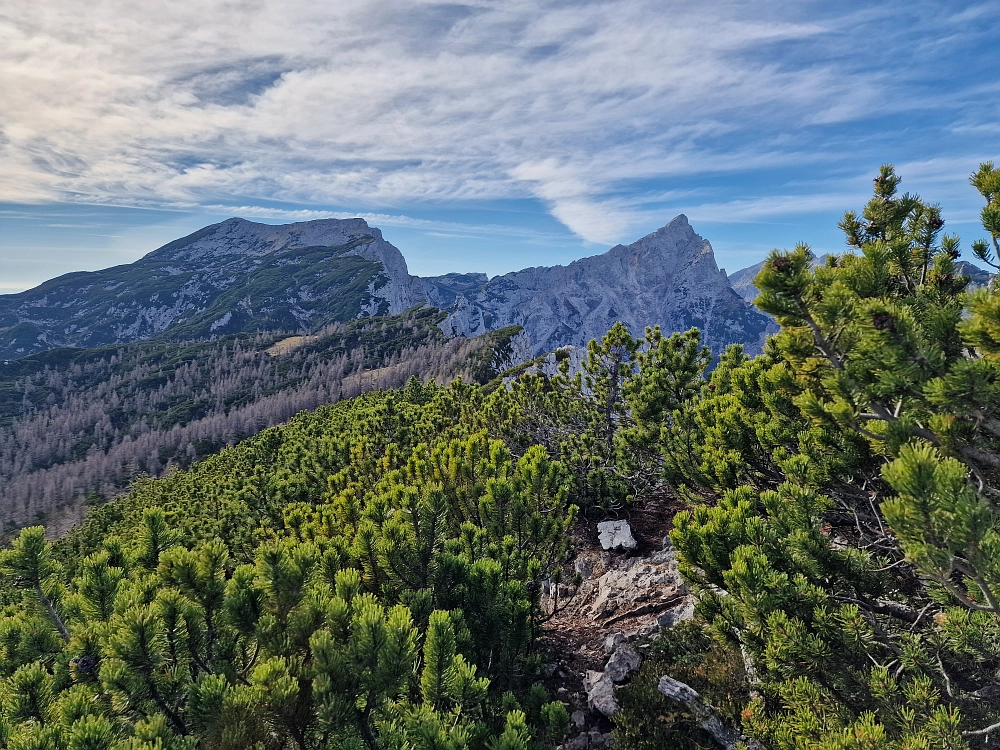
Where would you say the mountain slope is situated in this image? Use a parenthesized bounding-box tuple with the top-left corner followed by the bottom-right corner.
(0, 308, 526, 537)
(0, 217, 425, 359)
(726, 258, 768, 302)
(421, 215, 776, 356)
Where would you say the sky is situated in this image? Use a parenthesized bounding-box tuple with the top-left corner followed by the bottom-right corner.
(2, 0, 999, 294)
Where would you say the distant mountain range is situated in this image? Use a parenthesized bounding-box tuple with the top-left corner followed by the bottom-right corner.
(16, 214, 989, 363)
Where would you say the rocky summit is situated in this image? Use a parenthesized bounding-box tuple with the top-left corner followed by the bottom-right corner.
(0, 214, 776, 361)
(0, 217, 424, 359)
(422, 215, 776, 357)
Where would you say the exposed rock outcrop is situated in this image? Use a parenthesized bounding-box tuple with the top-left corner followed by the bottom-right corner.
(423, 215, 777, 357)
(541, 518, 696, 741)
(579, 542, 692, 630)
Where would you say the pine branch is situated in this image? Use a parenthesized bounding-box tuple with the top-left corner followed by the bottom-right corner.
(35, 584, 70, 643)
(802, 312, 845, 370)
(951, 558, 1000, 613)
(833, 595, 926, 624)
(147, 678, 187, 736)
(940, 577, 999, 614)
(963, 719, 1000, 738)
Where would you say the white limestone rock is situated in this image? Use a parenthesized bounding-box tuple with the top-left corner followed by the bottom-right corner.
(597, 520, 637, 551)
(583, 670, 619, 716)
(603, 642, 641, 683)
(658, 675, 760, 750)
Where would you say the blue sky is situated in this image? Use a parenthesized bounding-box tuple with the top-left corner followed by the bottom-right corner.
(2, 0, 999, 293)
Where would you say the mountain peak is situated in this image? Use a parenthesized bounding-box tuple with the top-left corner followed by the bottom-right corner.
(151, 216, 383, 263)
(0, 214, 775, 362)
(0, 217, 423, 358)
(424, 214, 775, 356)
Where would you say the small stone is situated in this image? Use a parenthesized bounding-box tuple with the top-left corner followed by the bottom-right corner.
(603, 631, 627, 654)
(597, 520, 638, 551)
(561, 733, 590, 750)
(588, 730, 611, 747)
(631, 623, 659, 639)
(583, 670, 603, 692)
(557, 583, 576, 598)
(571, 710, 587, 729)
(604, 643, 641, 683)
(575, 557, 595, 579)
(657, 600, 696, 629)
(542, 662, 558, 678)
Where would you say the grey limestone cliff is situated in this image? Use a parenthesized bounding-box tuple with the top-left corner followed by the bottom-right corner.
(421, 215, 776, 357)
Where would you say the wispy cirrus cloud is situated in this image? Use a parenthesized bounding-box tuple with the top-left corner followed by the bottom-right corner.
(0, 0, 997, 252)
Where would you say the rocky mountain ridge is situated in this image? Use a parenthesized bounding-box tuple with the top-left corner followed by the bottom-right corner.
(423, 215, 776, 356)
(1, 214, 775, 361)
(0, 218, 424, 359)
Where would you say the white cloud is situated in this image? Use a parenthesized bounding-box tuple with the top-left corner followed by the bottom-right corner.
(0, 0, 994, 243)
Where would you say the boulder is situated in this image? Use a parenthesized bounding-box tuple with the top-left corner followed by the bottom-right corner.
(597, 520, 637, 551)
(603, 631, 627, 654)
(656, 599, 696, 629)
(584, 670, 619, 716)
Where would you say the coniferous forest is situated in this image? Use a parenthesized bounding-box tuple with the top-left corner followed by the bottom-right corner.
(3, 165, 1000, 750)
(0, 308, 523, 536)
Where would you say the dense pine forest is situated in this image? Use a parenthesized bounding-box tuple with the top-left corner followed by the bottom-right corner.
(3, 164, 1000, 750)
(0, 308, 523, 536)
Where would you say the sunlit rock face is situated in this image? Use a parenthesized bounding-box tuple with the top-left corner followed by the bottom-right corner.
(420, 215, 776, 357)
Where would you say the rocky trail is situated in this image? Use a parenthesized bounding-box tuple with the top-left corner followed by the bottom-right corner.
(537, 493, 696, 749)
